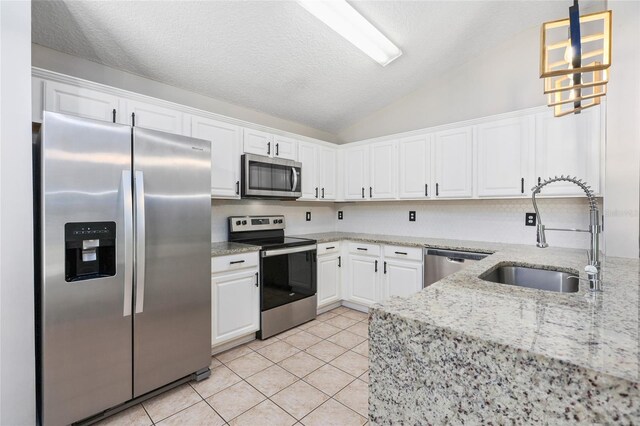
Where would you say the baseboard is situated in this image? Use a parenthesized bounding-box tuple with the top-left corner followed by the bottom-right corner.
(341, 300, 370, 313)
(211, 333, 256, 355)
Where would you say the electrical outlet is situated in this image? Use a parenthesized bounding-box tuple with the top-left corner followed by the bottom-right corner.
(409, 211, 416, 222)
(525, 212, 537, 226)
(338, 211, 343, 220)
(306, 211, 311, 221)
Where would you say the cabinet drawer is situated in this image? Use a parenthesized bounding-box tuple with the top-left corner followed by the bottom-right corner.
(383, 245, 423, 261)
(318, 242, 341, 255)
(348, 242, 381, 256)
(212, 252, 259, 274)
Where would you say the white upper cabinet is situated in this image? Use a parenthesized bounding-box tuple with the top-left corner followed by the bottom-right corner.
(243, 128, 273, 157)
(319, 146, 337, 200)
(298, 142, 337, 201)
(122, 99, 185, 135)
(298, 141, 319, 200)
(369, 141, 398, 200)
(535, 107, 601, 195)
(477, 116, 534, 197)
(44, 80, 119, 123)
(191, 116, 241, 198)
(344, 145, 370, 200)
(398, 134, 432, 199)
(434, 127, 474, 198)
(273, 134, 298, 160)
(243, 129, 298, 160)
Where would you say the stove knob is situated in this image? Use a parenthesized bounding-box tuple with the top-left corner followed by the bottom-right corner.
(235, 220, 241, 226)
(242, 220, 247, 225)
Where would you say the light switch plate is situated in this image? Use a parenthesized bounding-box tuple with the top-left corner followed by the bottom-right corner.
(525, 212, 537, 226)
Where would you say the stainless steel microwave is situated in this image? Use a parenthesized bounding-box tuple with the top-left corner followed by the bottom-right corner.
(241, 154, 302, 199)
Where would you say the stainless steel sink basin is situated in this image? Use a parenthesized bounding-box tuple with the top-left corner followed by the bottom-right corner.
(480, 265, 579, 293)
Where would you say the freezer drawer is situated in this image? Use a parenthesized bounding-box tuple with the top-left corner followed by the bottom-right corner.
(423, 248, 488, 287)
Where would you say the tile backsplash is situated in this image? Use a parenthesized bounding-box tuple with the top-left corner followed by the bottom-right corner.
(335, 198, 598, 249)
(212, 197, 599, 250)
(211, 199, 336, 242)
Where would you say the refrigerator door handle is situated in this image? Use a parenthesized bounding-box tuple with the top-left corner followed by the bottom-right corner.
(134, 170, 146, 314)
(122, 170, 133, 317)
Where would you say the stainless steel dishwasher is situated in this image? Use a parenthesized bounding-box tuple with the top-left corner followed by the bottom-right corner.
(423, 248, 489, 287)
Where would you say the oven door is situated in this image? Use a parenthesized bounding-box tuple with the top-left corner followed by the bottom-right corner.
(242, 154, 302, 199)
(260, 245, 317, 312)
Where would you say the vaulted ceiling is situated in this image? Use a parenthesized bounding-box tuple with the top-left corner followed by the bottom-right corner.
(32, 1, 603, 135)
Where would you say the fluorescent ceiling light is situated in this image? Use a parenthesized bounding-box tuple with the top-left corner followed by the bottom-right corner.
(298, 0, 402, 66)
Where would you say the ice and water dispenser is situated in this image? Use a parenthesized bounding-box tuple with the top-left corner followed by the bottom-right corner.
(65, 222, 116, 282)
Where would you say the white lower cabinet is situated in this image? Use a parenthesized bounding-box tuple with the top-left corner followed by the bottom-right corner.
(317, 246, 342, 308)
(347, 254, 379, 306)
(382, 258, 422, 299)
(211, 253, 260, 347)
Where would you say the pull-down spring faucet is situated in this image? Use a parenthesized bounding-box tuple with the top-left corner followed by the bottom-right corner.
(531, 176, 602, 292)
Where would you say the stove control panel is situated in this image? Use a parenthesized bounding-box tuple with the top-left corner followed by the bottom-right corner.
(228, 215, 286, 233)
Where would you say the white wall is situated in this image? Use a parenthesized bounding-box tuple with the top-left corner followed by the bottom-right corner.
(335, 198, 595, 249)
(0, 2, 36, 425)
(337, 24, 546, 143)
(604, 1, 640, 258)
(31, 44, 338, 143)
(211, 200, 336, 242)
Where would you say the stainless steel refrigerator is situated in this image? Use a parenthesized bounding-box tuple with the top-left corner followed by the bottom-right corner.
(34, 112, 212, 425)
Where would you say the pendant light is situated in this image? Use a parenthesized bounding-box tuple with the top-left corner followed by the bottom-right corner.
(540, 1, 612, 117)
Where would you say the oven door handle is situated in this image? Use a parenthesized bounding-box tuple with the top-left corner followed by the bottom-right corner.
(262, 244, 317, 257)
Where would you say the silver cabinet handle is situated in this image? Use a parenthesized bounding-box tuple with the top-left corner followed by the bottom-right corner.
(122, 170, 133, 317)
(134, 171, 146, 314)
(291, 167, 298, 191)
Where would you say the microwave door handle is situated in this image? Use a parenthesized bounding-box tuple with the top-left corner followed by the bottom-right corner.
(291, 167, 298, 191)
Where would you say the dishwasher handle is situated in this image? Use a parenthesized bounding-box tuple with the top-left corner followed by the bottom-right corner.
(425, 248, 489, 262)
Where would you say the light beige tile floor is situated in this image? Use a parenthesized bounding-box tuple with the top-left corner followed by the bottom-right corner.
(101, 306, 370, 425)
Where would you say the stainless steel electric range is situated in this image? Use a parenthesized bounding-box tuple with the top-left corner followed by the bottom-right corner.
(228, 215, 317, 339)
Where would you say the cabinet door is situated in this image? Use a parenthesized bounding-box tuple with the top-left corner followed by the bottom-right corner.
(243, 128, 273, 157)
(347, 254, 378, 306)
(273, 135, 298, 160)
(398, 134, 432, 199)
(211, 269, 260, 346)
(477, 116, 533, 197)
(298, 142, 319, 200)
(382, 259, 422, 300)
(343, 145, 369, 200)
(318, 254, 341, 307)
(535, 107, 601, 195)
(123, 99, 185, 135)
(434, 127, 473, 198)
(369, 141, 397, 199)
(319, 146, 337, 200)
(44, 80, 119, 123)
(191, 116, 241, 198)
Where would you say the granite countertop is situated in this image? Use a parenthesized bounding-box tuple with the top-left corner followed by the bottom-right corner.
(295, 232, 639, 383)
(211, 241, 260, 257)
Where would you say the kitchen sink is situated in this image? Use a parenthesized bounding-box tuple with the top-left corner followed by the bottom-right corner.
(480, 265, 579, 293)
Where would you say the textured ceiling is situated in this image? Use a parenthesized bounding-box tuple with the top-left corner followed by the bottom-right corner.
(32, 1, 603, 135)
